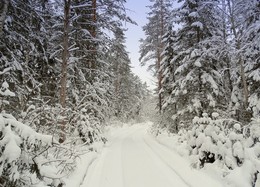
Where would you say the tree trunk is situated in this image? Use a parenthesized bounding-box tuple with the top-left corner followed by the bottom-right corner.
(227, 0, 249, 108)
(221, 0, 232, 109)
(90, 0, 97, 70)
(224, 57, 233, 95)
(91, 0, 97, 38)
(0, 0, 9, 35)
(157, 0, 165, 113)
(115, 55, 120, 95)
(239, 58, 249, 107)
(59, 0, 71, 143)
(221, 0, 227, 41)
(158, 51, 162, 113)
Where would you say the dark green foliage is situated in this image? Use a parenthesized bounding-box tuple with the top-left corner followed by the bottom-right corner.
(0, 0, 146, 186)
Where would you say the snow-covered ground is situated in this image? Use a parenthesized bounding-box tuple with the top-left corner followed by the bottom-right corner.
(73, 122, 225, 187)
(156, 126, 260, 187)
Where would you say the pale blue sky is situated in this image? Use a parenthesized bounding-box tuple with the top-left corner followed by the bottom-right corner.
(124, 0, 156, 90)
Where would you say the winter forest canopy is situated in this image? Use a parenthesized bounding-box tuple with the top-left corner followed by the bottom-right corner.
(0, 0, 260, 187)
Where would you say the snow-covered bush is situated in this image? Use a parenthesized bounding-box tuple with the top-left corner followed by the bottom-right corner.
(20, 99, 107, 146)
(69, 107, 107, 145)
(21, 102, 62, 137)
(0, 113, 56, 186)
(155, 113, 260, 186)
(179, 113, 260, 186)
(0, 81, 16, 115)
(0, 112, 102, 187)
(189, 114, 242, 167)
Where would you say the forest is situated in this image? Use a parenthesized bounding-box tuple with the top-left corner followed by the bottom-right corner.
(0, 0, 148, 186)
(0, 0, 259, 187)
(140, 0, 260, 186)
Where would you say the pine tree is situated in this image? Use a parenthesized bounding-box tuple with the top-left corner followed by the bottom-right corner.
(139, 0, 172, 113)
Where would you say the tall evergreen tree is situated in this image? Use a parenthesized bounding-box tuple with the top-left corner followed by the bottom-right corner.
(161, 0, 226, 126)
(139, 0, 172, 113)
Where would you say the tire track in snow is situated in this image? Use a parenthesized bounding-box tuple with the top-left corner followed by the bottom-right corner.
(130, 133, 187, 187)
(79, 155, 98, 187)
(121, 126, 148, 187)
(82, 124, 223, 187)
(141, 133, 193, 187)
(83, 125, 142, 187)
(121, 126, 190, 187)
(142, 132, 223, 187)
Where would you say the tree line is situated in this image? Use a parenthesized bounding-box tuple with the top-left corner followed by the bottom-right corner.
(0, 0, 148, 140)
(140, 0, 260, 130)
(0, 0, 148, 186)
(142, 1, 260, 185)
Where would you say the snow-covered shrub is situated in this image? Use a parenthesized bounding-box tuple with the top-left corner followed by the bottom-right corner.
(187, 113, 248, 168)
(69, 108, 107, 145)
(0, 113, 57, 186)
(21, 100, 107, 146)
(183, 114, 260, 186)
(21, 102, 62, 137)
(0, 81, 16, 115)
(0, 112, 99, 187)
(187, 113, 218, 167)
(155, 113, 260, 186)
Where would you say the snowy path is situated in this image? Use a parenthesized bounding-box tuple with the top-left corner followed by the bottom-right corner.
(81, 123, 224, 187)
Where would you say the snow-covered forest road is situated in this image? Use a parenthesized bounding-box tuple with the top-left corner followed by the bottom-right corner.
(81, 123, 224, 187)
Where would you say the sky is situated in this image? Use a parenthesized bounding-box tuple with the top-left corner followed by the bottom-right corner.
(124, 0, 157, 90)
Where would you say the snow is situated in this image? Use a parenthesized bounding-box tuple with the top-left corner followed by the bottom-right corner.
(1, 125, 21, 163)
(80, 123, 223, 187)
(233, 123, 241, 131)
(71, 2, 92, 9)
(212, 112, 219, 119)
(0, 113, 61, 185)
(201, 72, 218, 91)
(194, 59, 202, 67)
(64, 152, 98, 187)
(1, 116, 258, 187)
(233, 141, 244, 160)
(248, 94, 260, 117)
(0, 81, 15, 97)
(191, 21, 203, 30)
(192, 97, 202, 109)
(0, 67, 12, 75)
(188, 12, 199, 18)
(156, 114, 260, 187)
(226, 161, 254, 187)
(249, 69, 260, 81)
